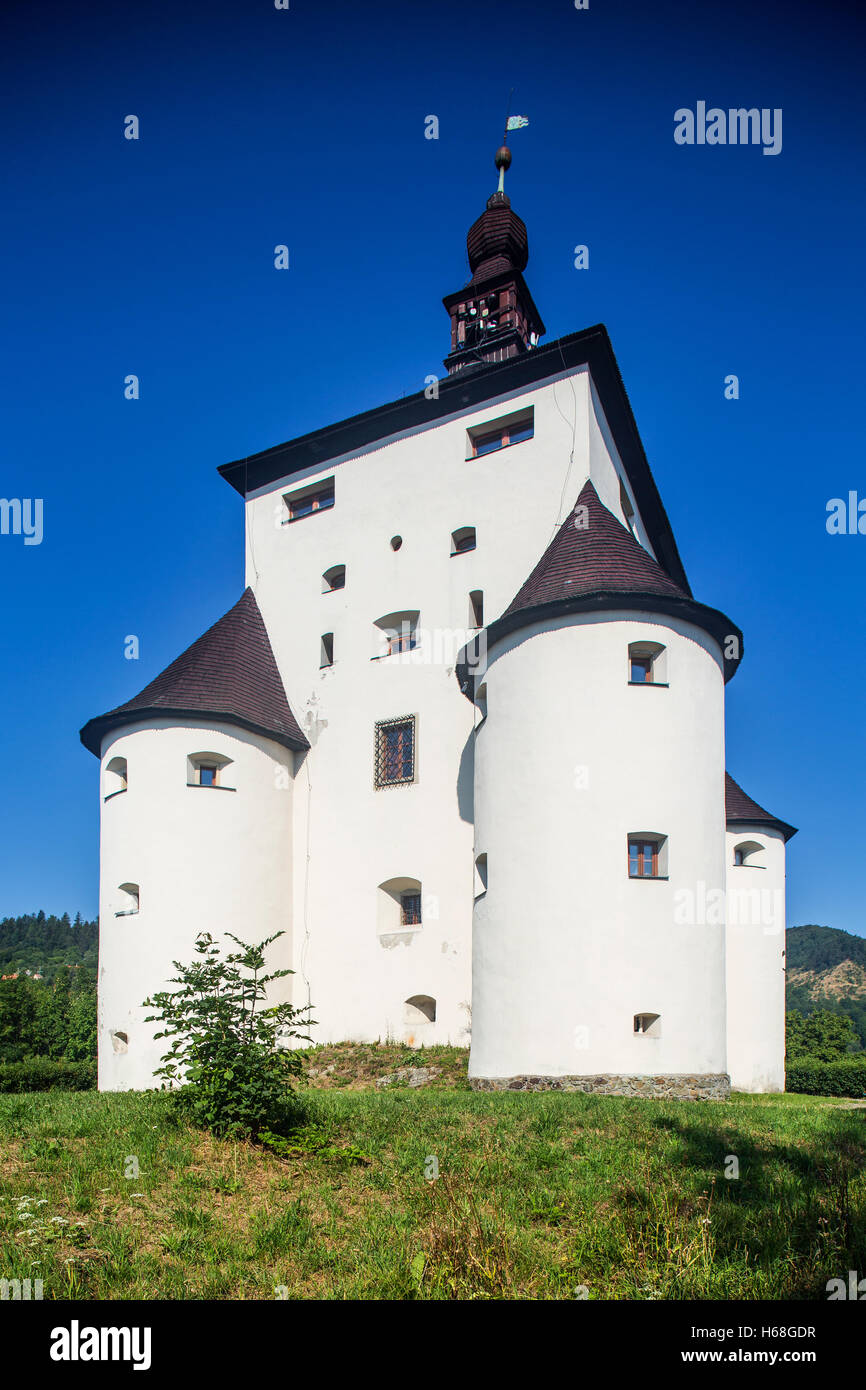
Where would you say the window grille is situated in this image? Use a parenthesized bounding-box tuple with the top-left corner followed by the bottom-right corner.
(374, 715, 416, 788)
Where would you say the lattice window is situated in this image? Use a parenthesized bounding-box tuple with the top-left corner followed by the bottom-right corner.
(374, 715, 416, 788)
(400, 892, 422, 926)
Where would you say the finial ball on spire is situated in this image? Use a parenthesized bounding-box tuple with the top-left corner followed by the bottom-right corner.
(495, 144, 512, 171)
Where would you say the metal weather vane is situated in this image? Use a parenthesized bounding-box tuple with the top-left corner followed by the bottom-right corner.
(497, 89, 529, 194)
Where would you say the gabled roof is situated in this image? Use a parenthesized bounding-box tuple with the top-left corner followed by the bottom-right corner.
(725, 772, 797, 842)
(217, 324, 691, 596)
(80, 589, 309, 757)
(456, 480, 743, 694)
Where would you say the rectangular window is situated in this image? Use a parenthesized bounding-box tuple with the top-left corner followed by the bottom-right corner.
(375, 715, 416, 788)
(284, 478, 335, 522)
(630, 655, 652, 684)
(628, 839, 659, 878)
(400, 892, 422, 926)
(198, 765, 218, 788)
(468, 409, 534, 458)
(320, 633, 334, 667)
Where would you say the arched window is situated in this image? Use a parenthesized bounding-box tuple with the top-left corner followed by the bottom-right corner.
(733, 840, 765, 868)
(104, 756, 128, 800)
(322, 564, 346, 592)
(115, 883, 139, 917)
(628, 641, 668, 685)
(373, 610, 419, 659)
(451, 526, 476, 555)
(110, 1030, 129, 1054)
(475, 681, 488, 724)
(634, 1012, 661, 1037)
(474, 853, 488, 899)
(377, 877, 423, 934)
(187, 753, 234, 789)
(404, 996, 436, 1024)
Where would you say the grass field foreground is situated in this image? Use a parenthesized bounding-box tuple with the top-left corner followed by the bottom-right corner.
(0, 1045, 863, 1300)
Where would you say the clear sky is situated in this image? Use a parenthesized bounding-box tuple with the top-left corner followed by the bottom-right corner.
(1, 0, 864, 934)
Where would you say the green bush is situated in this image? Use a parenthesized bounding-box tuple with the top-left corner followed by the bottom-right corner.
(0, 1057, 96, 1092)
(144, 931, 314, 1140)
(786, 1055, 866, 1098)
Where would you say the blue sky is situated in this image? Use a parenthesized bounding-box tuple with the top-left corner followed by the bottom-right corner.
(1, 0, 864, 933)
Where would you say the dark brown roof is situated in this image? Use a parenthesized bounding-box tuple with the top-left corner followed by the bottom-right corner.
(503, 479, 689, 618)
(80, 589, 308, 756)
(467, 195, 529, 284)
(725, 772, 797, 842)
(456, 479, 744, 694)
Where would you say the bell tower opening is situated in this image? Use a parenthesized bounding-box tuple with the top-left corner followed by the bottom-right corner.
(442, 140, 545, 376)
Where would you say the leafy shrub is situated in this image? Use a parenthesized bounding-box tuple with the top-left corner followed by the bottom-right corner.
(786, 1056, 866, 1098)
(144, 931, 314, 1140)
(0, 1057, 96, 1092)
(785, 1009, 860, 1063)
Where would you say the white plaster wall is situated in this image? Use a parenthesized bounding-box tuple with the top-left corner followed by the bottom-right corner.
(725, 827, 787, 1092)
(241, 368, 651, 1047)
(97, 720, 294, 1091)
(470, 610, 728, 1080)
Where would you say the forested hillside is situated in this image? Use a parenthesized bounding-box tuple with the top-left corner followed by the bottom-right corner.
(0, 911, 98, 1068)
(786, 924, 866, 1048)
(0, 910, 97, 978)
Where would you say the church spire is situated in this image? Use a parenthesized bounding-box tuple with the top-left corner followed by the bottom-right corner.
(442, 135, 545, 376)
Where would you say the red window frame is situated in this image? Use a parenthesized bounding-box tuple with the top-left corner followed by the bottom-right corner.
(628, 839, 659, 878)
(471, 418, 533, 457)
(287, 483, 335, 521)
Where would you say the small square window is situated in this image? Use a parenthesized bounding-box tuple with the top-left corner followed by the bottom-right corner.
(628, 838, 660, 878)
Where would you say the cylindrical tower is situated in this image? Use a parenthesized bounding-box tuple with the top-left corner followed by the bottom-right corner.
(724, 775, 797, 1093)
(80, 589, 309, 1091)
(458, 480, 743, 1099)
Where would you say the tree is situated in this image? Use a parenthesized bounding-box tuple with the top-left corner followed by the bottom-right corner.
(786, 1009, 859, 1063)
(144, 931, 314, 1139)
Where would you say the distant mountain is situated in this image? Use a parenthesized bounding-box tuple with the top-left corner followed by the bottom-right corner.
(0, 911, 97, 980)
(786, 925, 866, 1047)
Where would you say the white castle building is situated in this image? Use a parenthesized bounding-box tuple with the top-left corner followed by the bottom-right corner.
(81, 146, 796, 1098)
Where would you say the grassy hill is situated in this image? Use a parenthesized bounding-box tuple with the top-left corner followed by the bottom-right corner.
(787, 925, 866, 1048)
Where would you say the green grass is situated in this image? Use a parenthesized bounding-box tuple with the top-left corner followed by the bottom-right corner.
(0, 1077, 863, 1300)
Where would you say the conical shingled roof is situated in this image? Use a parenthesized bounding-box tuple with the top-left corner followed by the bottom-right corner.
(503, 478, 689, 619)
(455, 477, 744, 695)
(80, 588, 308, 756)
(725, 772, 797, 842)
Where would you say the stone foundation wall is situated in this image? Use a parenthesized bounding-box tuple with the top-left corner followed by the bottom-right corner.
(469, 1073, 730, 1100)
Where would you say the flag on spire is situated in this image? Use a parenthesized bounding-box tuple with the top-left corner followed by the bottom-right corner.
(506, 115, 529, 131)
